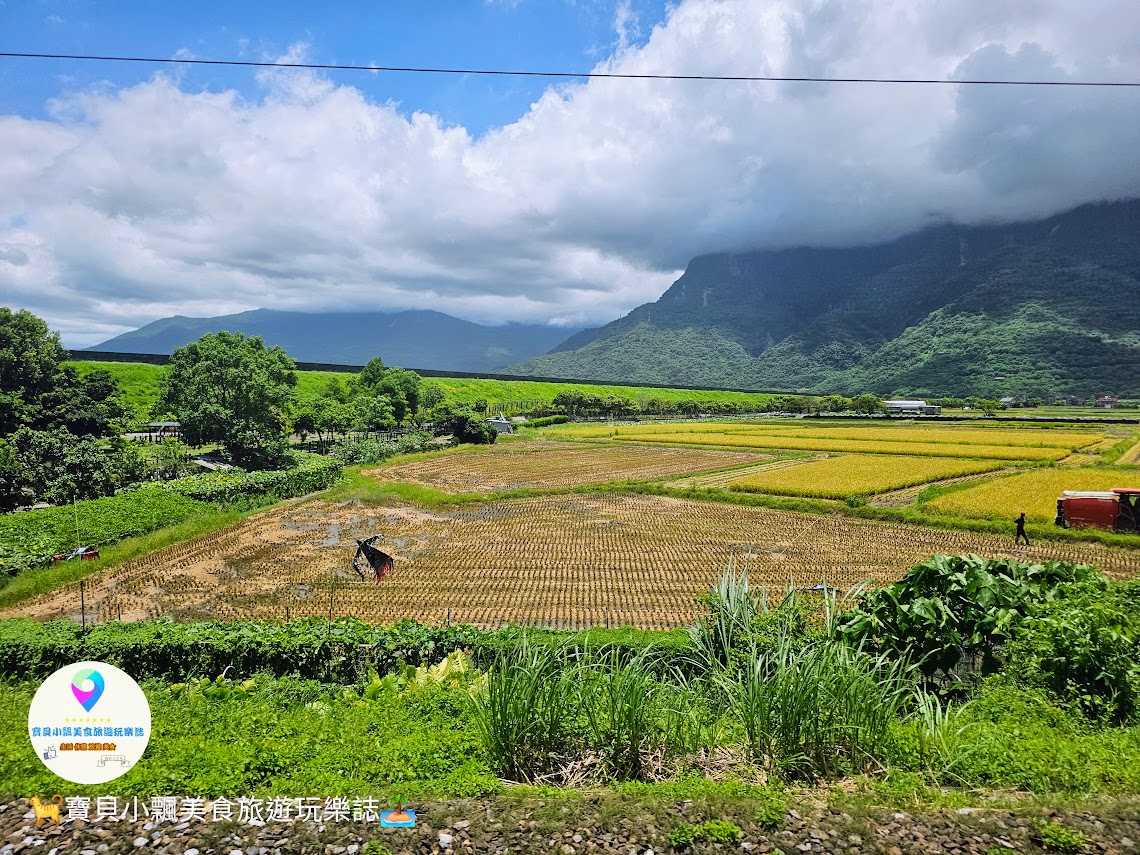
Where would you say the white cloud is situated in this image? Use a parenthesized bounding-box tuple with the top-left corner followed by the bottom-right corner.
(2, 0, 1140, 346)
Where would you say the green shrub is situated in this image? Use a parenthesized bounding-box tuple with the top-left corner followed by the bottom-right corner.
(754, 790, 787, 829)
(159, 452, 342, 504)
(834, 555, 1098, 681)
(523, 415, 570, 427)
(0, 617, 484, 682)
(328, 432, 434, 465)
(1003, 578, 1140, 723)
(1035, 820, 1088, 853)
(668, 820, 742, 850)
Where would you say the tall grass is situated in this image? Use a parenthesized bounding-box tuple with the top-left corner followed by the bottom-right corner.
(717, 636, 913, 780)
(469, 635, 582, 782)
(580, 648, 665, 780)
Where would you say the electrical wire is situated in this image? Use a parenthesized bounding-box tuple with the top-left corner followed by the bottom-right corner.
(1, 51, 1139, 87)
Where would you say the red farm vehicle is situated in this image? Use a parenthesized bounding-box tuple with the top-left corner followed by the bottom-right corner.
(1055, 488, 1140, 532)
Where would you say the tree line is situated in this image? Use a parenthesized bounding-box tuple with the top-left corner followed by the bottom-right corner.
(0, 311, 496, 510)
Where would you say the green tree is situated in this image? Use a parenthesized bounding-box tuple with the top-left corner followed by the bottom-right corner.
(379, 367, 423, 423)
(158, 332, 297, 468)
(431, 403, 496, 445)
(10, 427, 116, 504)
(0, 307, 69, 436)
(354, 395, 397, 432)
(0, 438, 25, 512)
(32, 367, 128, 437)
(421, 383, 445, 412)
(851, 393, 883, 415)
(358, 356, 386, 389)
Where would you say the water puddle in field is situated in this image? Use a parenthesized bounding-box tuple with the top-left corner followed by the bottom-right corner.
(224, 560, 255, 579)
(294, 583, 312, 599)
(282, 517, 323, 531)
(320, 524, 341, 546)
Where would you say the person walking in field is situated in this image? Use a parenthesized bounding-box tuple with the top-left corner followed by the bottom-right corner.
(1015, 512, 1031, 545)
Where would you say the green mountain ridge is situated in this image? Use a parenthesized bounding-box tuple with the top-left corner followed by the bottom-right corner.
(511, 201, 1140, 398)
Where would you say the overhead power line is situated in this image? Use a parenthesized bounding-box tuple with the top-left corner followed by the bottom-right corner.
(2, 51, 1139, 87)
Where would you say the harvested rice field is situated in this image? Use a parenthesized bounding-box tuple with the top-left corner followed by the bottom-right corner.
(9, 493, 1140, 630)
(926, 468, 1140, 524)
(372, 441, 768, 492)
(727, 454, 1005, 499)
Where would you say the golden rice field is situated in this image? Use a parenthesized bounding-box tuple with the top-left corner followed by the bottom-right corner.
(372, 441, 767, 492)
(728, 454, 1005, 499)
(720, 425, 1103, 449)
(9, 493, 1140, 630)
(926, 468, 1140, 524)
(604, 431, 1070, 461)
(558, 421, 1106, 449)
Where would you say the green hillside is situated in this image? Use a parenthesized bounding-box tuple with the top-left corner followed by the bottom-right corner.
(511, 200, 1140, 399)
(67, 360, 776, 424)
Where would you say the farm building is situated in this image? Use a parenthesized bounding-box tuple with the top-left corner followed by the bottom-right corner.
(884, 400, 941, 416)
(487, 415, 515, 434)
(1097, 396, 1119, 409)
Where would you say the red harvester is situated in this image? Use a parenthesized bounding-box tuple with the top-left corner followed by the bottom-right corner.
(1055, 488, 1140, 532)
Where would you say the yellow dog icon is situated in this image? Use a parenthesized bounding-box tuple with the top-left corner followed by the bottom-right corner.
(30, 794, 63, 827)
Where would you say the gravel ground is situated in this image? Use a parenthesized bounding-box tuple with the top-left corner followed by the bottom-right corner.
(3, 798, 1139, 855)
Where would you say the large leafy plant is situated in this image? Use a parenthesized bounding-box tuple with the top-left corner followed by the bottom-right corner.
(833, 555, 1096, 680)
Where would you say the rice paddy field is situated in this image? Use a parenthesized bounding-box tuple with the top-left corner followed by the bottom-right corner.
(553, 422, 1099, 460)
(375, 441, 768, 492)
(727, 454, 1005, 499)
(4, 416, 1139, 630)
(8, 492, 1140, 630)
(927, 468, 1140, 524)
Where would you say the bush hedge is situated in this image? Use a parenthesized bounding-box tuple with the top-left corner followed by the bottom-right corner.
(0, 617, 692, 682)
(158, 453, 343, 504)
(522, 415, 570, 427)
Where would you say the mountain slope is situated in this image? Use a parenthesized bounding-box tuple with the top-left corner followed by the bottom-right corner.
(511, 200, 1140, 398)
(88, 309, 579, 372)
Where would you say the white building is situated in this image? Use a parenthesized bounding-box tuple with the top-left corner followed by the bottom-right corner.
(884, 400, 941, 416)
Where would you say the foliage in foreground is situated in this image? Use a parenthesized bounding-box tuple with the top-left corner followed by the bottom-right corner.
(833, 555, 1098, 679)
(0, 672, 496, 800)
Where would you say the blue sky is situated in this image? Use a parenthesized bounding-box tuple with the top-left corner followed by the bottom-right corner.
(0, 0, 669, 134)
(1, 0, 1139, 346)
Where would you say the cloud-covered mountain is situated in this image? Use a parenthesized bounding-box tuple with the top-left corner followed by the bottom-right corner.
(508, 200, 1140, 399)
(2, 1, 1139, 347)
(87, 309, 579, 372)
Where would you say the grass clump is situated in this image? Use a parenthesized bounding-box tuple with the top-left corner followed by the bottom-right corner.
(1034, 820, 1089, 853)
(668, 819, 742, 850)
